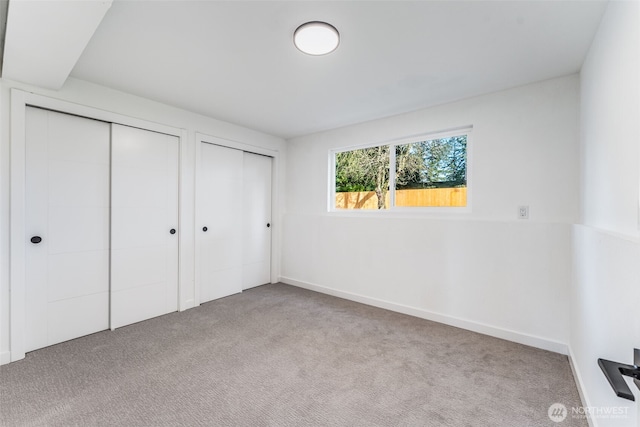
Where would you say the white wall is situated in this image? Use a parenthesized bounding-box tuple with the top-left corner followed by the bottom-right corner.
(0, 77, 287, 364)
(571, 228, 639, 426)
(579, 2, 639, 238)
(282, 75, 580, 353)
(572, 1, 640, 425)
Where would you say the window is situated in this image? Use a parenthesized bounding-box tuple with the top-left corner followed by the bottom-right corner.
(335, 145, 390, 209)
(333, 130, 469, 210)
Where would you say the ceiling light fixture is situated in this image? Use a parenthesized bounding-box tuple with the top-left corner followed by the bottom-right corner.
(294, 21, 340, 56)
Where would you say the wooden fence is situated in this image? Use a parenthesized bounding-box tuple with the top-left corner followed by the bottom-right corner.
(335, 187, 467, 209)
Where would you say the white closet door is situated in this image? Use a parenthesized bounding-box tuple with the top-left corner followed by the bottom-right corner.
(242, 152, 272, 289)
(111, 124, 179, 329)
(198, 143, 243, 303)
(25, 107, 110, 352)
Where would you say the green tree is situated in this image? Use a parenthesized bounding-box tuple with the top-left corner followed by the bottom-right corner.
(336, 146, 389, 209)
(395, 143, 424, 188)
(336, 145, 425, 209)
(447, 136, 467, 185)
(397, 136, 467, 188)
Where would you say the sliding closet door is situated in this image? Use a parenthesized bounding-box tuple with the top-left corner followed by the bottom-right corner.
(111, 124, 179, 329)
(198, 143, 243, 303)
(242, 152, 272, 289)
(25, 107, 110, 352)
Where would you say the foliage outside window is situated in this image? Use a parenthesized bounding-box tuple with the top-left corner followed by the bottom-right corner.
(334, 132, 468, 210)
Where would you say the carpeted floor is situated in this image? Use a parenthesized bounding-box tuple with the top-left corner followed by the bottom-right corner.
(1, 283, 586, 426)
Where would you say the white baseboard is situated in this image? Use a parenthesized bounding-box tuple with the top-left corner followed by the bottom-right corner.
(180, 299, 195, 311)
(1, 351, 10, 365)
(568, 346, 597, 427)
(280, 276, 568, 355)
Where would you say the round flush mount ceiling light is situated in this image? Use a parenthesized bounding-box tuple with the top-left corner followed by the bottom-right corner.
(294, 21, 340, 55)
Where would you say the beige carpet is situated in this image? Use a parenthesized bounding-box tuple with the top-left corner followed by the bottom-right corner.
(1, 283, 586, 426)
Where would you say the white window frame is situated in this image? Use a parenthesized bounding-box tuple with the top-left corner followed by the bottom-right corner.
(329, 127, 472, 214)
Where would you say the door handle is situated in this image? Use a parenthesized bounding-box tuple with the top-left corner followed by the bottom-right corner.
(170, 229, 176, 235)
(598, 348, 640, 401)
(30, 236, 42, 244)
(267, 223, 271, 228)
(203, 226, 208, 232)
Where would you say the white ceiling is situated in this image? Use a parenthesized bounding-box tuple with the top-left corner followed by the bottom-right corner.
(9, 1, 609, 139)
(2, 0, 111, 90)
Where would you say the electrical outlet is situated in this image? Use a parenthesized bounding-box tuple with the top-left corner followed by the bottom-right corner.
(518, 205, 529, 219)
